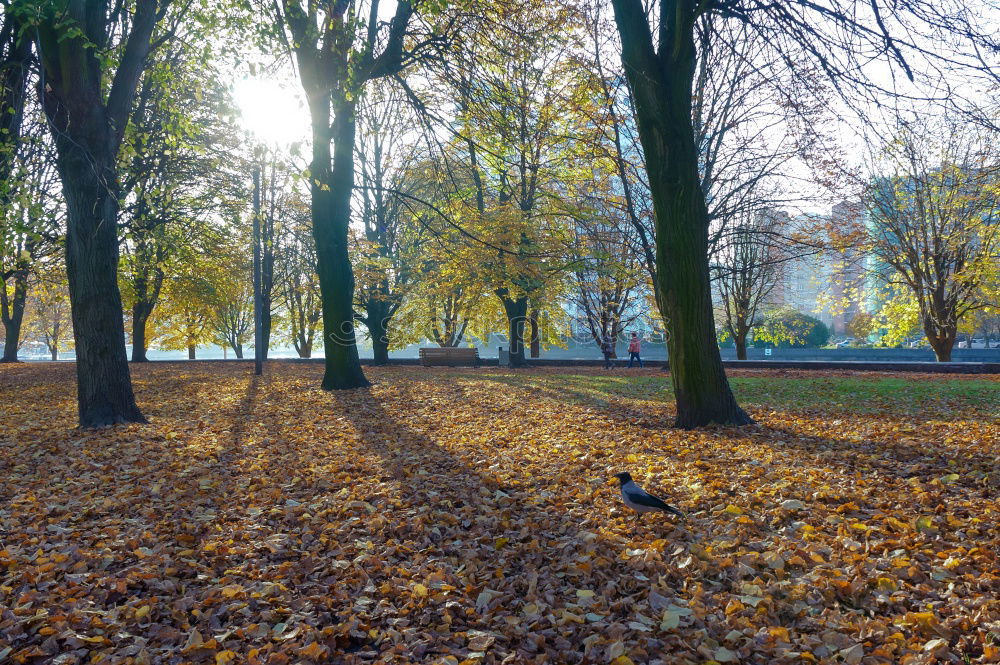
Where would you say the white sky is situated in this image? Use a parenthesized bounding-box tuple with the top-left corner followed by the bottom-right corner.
(233, 75, 311, 149)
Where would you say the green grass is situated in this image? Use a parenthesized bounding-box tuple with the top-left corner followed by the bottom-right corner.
(470, 371, 999, 418)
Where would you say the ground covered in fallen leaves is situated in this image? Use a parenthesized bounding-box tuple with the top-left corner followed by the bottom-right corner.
(1, 363, 998, 665)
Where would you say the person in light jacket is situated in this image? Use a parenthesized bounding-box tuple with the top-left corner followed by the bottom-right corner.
(627, 332, 643, 368)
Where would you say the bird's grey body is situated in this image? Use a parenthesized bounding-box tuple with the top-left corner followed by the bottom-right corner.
(614, 472, 684, 521)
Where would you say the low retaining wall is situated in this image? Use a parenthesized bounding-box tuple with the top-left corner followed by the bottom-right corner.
(258, 357, 1000, 374)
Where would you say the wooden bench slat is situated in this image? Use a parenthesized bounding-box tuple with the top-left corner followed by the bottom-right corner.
(418, 347, 480, 367)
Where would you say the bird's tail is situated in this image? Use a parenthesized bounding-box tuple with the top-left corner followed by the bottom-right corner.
(664, 505, 686, 519)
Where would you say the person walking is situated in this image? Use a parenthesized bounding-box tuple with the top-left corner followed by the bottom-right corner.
(601, 334, 615, 369)
(627, 332, 643, 368)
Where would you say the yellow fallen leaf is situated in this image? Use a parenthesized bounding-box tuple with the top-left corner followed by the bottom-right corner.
(768, 626, 790, 642)
(875, 577, 897, 592)
(215, 650, 236, 665)
(222, 584, 244, 598)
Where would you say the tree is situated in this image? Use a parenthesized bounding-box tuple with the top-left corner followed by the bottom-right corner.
(0, 7, 36, 362)
(118, 39, 244, 362)
(274, 191, 322, 359)
(24, 262, 72, 360)
(389, 207, 494, 350)
(607, 0, 998, 427)
(265, 0, 426, 389)
(864, 115, 1000, 361)
(569, 221, 644, 354)
(211, 280, 254, 359)
(754, 307, 830, 349)
(353, 82, 423, 364)
(575, 5, 812, 341)
(154, 259, 217, 360)
(430, 1, 576, 366)
(714, 211, 784, 360)
(17, 0, 177, 426)
(0, 5, 32, 220)
(271, 185, 320, 359)
(1, 110, 61, 362)
(609, 0, 751, 426)
(252, 152, 286, 359)
(845, 312, 875, 342)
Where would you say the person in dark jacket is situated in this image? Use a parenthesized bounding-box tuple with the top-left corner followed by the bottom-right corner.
(601, 334, 615, 369)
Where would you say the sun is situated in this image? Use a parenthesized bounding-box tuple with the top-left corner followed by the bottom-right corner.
(234, 77, 310, 148)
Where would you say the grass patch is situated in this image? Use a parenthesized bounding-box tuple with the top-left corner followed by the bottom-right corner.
(471, 370, 998, 418)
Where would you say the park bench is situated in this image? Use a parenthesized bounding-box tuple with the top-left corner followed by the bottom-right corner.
(419, 346, 481, 367)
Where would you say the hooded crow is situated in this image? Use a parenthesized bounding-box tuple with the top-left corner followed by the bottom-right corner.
(614, 471, 685, 523)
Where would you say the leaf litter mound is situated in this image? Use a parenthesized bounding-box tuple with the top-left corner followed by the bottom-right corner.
(1, 363, 998, 664)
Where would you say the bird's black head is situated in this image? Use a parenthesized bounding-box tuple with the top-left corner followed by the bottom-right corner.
(614, 471, 632, 485)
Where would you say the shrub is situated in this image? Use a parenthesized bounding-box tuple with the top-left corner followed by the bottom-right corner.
(753, 307, 831, 348)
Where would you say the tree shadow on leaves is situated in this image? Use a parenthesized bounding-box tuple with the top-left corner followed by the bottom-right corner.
(733, 422, 997, 497)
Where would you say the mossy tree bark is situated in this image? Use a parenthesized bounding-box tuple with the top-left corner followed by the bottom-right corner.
(32, 1, 166, 426)
(280, 0, 415, 390)
(611, 0, 751, 428)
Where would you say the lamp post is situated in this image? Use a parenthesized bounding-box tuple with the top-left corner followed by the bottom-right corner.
(252, 158, 263, 376)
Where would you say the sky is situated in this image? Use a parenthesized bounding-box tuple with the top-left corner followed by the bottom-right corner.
(227, 3, 999, 220)
(233, 72, 311, 148)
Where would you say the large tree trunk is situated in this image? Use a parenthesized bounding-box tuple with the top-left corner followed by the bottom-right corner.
(130, 300, 155, 362)
(499, 292, 529, 368)
(1, 269, 27, 362)
(36, 7, 156, 427)
(187, 344, 196, 360)
(611, 0, 750, 428)
(372, 337, 389, 365)
(734, 334, 748, 361)
(925, 318, 956, 362)
(308, 93, 369, 390)
(52, 134, 145, 426)
(529, 308, 540, 358)
(365, 301, 391, 365)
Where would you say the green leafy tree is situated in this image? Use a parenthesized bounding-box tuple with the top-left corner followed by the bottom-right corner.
(754, 307, 830, 349)
(428, 1, 576, 365)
